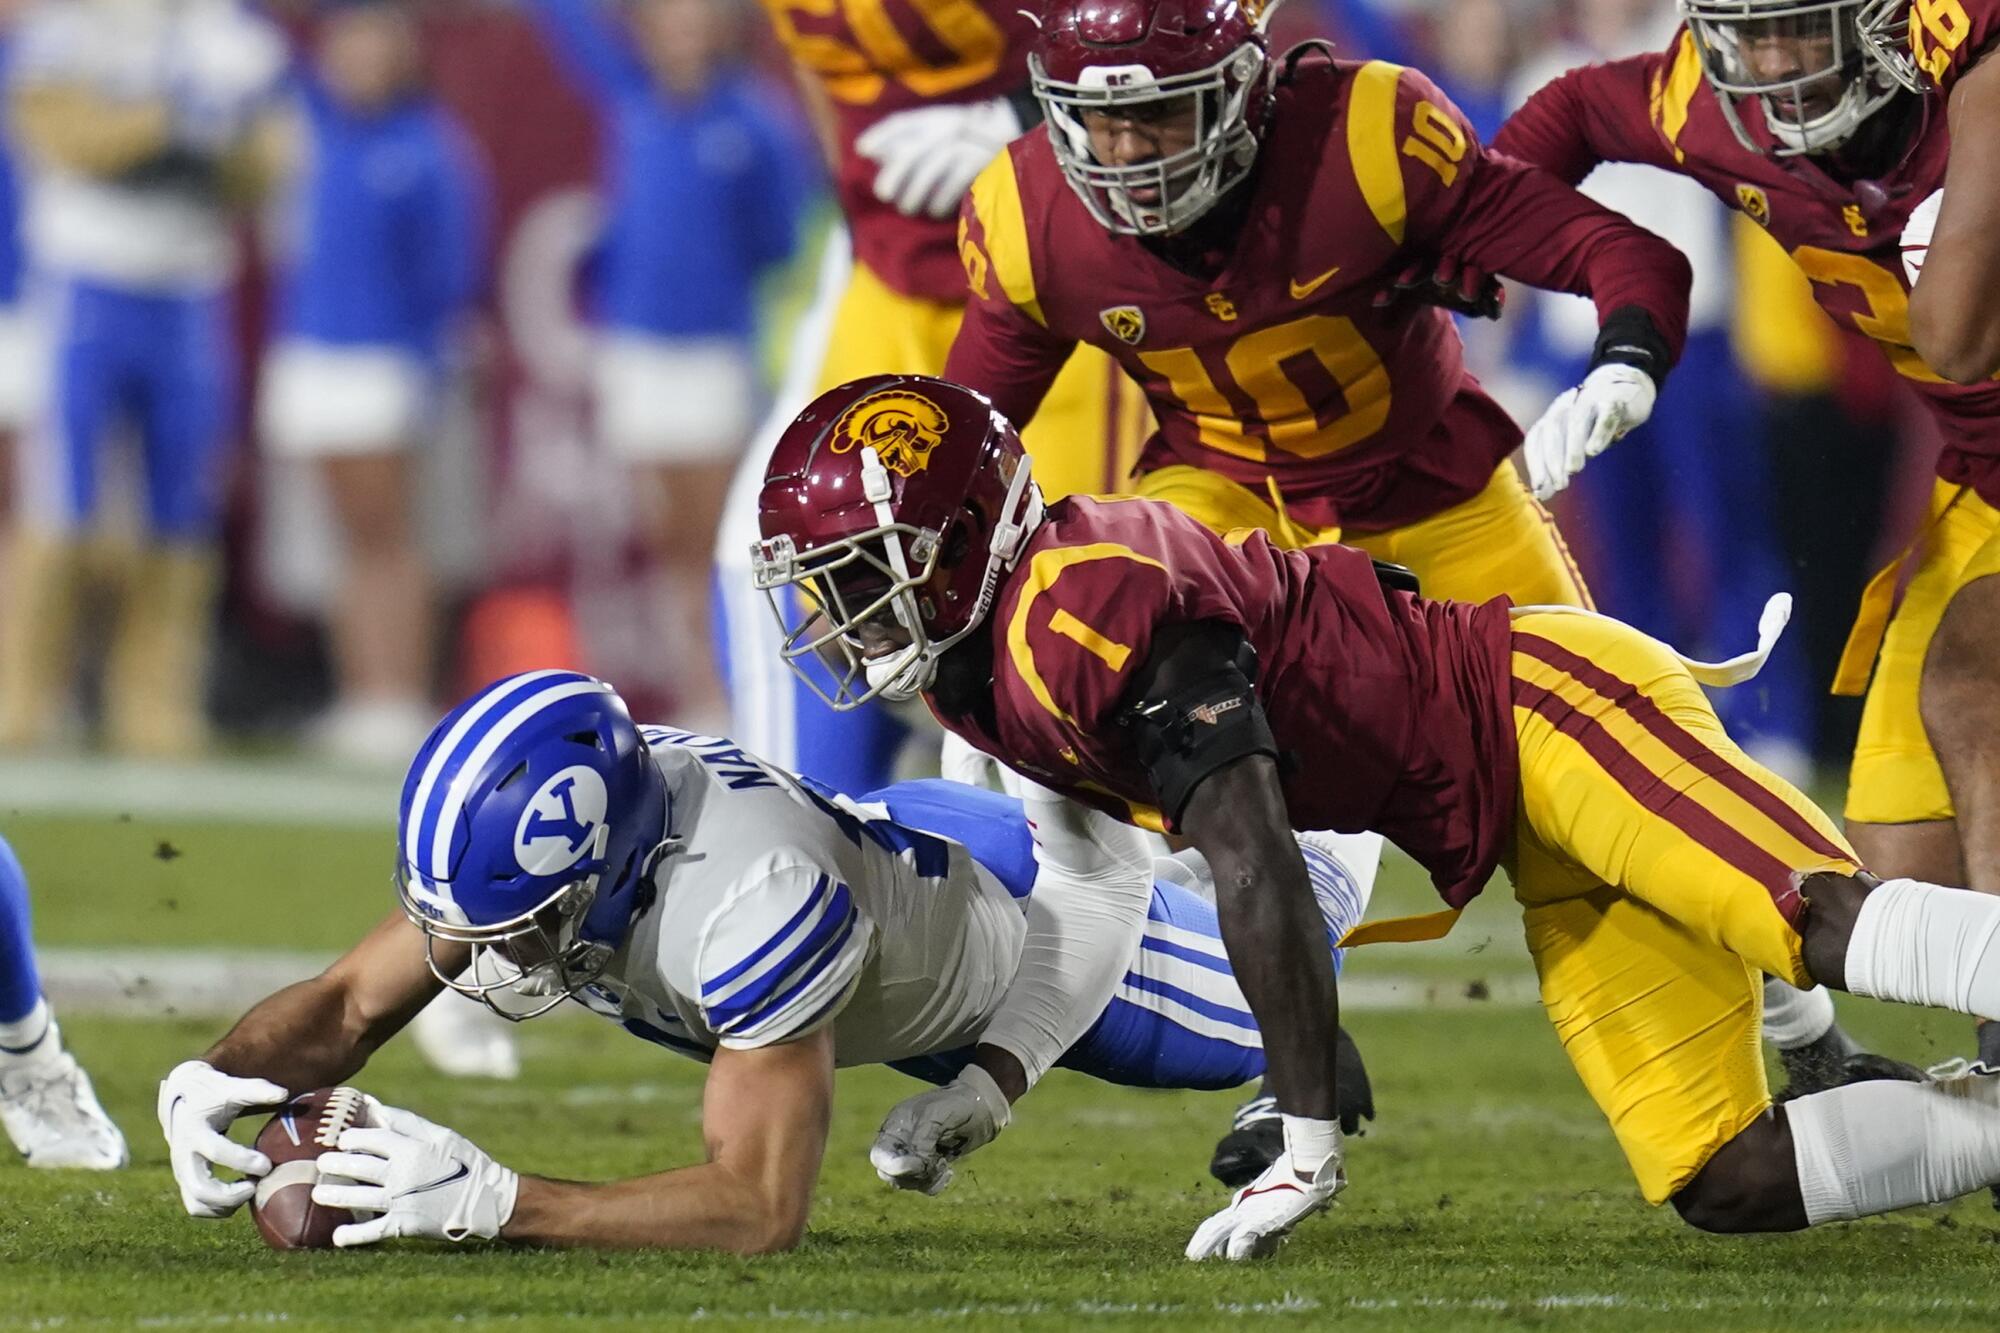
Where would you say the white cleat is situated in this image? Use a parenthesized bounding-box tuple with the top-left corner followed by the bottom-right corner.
(0, 1046, 129, 1170)
(410, 991, 521, 1080)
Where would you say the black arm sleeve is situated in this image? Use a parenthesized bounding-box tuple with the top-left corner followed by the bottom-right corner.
(1116, 622, 1279, 829)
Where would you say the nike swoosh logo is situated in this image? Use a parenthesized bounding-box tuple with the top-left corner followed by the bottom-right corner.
(401, 1163, 471, 1197)
(1289, 266, 1340, 300)
(1240, 1180, 1306, 1200)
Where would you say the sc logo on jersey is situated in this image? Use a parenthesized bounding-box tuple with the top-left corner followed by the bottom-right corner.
(1736, 184, 1771, 227)
(513, 765, 610, 875)
(829, 390, 948, 477)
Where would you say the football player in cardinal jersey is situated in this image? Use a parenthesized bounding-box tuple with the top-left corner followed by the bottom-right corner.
(709, 0, 1153, 799)
(942, 0, 1779, 1179)
(158, 672, 1377, 1252)
(947, 0, 1693, 575)
(755, 374, 2000, 1259)
(1491, 0, 2000, 1077)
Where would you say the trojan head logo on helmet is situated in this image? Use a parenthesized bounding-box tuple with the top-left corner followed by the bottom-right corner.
(752, 375, 1044, 710)
(828, 388, 949, 477)
(395, 671, 669, 1020)
(1031, 0, 1276, 235)
(1680, 0, 1907, 155)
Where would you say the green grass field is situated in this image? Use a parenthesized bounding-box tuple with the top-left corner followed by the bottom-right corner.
(5, 807, 1999, 1331)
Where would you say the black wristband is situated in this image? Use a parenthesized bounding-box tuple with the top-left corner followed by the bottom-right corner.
(1589, 305, 1672, 390)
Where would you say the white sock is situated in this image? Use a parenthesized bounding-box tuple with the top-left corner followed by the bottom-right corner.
(1843, 878, 2000, 1019)
(1788, 1070, 2000, 1224)
(0, 998, 52, 1058)
(1761, 977, 1837, 1050)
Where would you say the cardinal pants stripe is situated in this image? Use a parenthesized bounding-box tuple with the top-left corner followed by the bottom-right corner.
(1514, 631, 1851, 867)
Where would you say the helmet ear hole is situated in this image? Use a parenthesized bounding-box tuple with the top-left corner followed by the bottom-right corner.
(942, 515, 976, 568)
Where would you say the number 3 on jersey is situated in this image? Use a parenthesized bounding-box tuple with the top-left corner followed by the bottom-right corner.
(763, 0, 1004, 104)
(1138, 316, 1393, 463)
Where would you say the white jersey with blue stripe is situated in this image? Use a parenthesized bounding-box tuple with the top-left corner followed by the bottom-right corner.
(571, 729, 1026, 1065)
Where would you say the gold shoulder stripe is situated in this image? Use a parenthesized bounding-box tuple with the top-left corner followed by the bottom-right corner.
(1006, 542, 1166, 726)
(966, 148, 1045, 326)
(1650, 31, 1703, 162)
(1347, 61, 1408, 247)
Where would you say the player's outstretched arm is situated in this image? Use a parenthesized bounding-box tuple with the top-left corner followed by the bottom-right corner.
(870, 784, 1155, 1195)
(1111, 621, 1345, 1259)
(322, 1028, 837, 1253)
(1179, 756, 1348, 1261)
(202, 911, 449, 1093)
(161, 912, 448, 1219)
(1909, 58, 2000, 383)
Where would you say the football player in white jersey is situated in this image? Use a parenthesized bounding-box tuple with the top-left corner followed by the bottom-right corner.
(159, 671, 1374, 1253)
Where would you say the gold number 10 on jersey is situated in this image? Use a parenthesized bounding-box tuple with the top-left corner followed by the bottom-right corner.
(1138, 315, 1394, 463)
(763, 0, 1004, 104)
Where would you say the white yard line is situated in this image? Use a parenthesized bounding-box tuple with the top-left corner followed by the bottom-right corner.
(0, 756, 396, 828)
(11, 1290, 1998, 1328)
(35, 947, 1540, 1018)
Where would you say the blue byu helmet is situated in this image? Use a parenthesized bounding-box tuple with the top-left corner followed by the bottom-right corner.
(395, 670, 668, 1019)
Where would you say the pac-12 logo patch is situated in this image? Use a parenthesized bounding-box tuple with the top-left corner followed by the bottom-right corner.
(514, 765, 609, 875)
(1099, 305, 1146, 344)
(829, 390, 948, 477)
(1736, 184, 1771, 227)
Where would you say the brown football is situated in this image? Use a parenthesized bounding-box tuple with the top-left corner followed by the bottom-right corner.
(248, 1086, 373, 1250)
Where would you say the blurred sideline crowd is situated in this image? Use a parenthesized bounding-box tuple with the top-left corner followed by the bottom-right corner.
(0, 0, 1934, 778)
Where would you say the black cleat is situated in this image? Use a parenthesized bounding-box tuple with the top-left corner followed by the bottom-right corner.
(1208, 1026, 1375, 1188)
(1208, 1092, 1281, 1189)
(1775, 1022, 1925, 1100)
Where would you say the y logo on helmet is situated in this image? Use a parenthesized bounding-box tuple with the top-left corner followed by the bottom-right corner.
(515, 765, 610, 875)
(1100, 305, 1146, 344)
(829, 390, 949, 477)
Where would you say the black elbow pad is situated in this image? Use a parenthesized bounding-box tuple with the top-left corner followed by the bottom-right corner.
(1120, 635, 1278, 829)
(1372, 558, 1420, 596)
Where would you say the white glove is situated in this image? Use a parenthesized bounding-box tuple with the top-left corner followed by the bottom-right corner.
(311, 1101, 519, 1247)
(1520, 362, 1657, 501)
(1903, 187, 1944, 285)
(853, 98, 1021, 219)
(158, 1059, 289, 1219)
(868, 1063, 1011, 1195)
(1186, 1125, 1345, 1262)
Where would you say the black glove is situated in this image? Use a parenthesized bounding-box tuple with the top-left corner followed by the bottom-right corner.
(1373, 255, 1505, 321)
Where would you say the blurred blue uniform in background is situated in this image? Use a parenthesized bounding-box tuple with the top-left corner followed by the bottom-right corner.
(272, 76, 487, 365)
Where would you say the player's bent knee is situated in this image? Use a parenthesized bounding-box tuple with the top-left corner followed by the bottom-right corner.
(1669, 1112, 1808, 1234)
(1922, 577, 2000, 737)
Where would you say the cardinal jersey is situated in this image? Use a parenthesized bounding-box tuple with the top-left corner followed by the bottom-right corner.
(575, 729, 1026, 1063)
(937, 494, 1519, 908)
(948, 51, 1691, 531)
(758, 0, 1036, 302)
(1905, 0, 2000, 93)
(1496, 26, 2000, 504)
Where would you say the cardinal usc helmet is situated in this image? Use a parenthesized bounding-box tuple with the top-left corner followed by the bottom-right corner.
(752, 376, 1043, 710)
(1680, 0, 1904, 155)
(1031, 0, 1275, 235)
